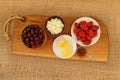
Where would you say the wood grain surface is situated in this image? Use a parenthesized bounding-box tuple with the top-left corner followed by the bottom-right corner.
(0, 0, 120, 80)
(13, 15, 109, 61)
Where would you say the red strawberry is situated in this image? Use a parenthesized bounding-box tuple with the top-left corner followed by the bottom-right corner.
(93, 31, 97, 37)
(81, 37, 87, 42)
(78, 30, 86, 37)
(77, 35, 81, 40)
(85, 30, 89, 34)
(86, 22, 92, 28)
(88, 29, 94, 37)
(91, 25, 98, 31)
(73, 28, 79, 35)
(80, 21, 87, 25)
(74, 22, 79, 28)
(87, 35, 92, 41)
(81, 25, 88, 31)
(83, 40, 91, 45)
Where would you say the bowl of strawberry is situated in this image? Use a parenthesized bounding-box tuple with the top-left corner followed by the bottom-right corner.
(71, 17, 101, 46)
(22, 24, 47, 48)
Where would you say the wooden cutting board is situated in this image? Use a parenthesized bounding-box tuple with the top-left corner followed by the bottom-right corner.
(12, 15, 109, 61)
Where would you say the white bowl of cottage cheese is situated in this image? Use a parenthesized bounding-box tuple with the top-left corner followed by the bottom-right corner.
(45, 16, 64, 36)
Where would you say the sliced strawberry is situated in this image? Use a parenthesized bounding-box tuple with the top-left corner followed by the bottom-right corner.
(74, 22, 79, 28)
(81, 25, 88, 31)
(86, 22, 92, 28)
(81, 37, 87, 42)
(91, 25, 98, 31)
(88, 29, 94, 38)
(77, 35, 81, 40)
(80, 21, 87, 25)
(73, 28, 79, 35)
(78, 30, 86, 37)
(83, 40, 91, 45)
(87, 35, 92, 41)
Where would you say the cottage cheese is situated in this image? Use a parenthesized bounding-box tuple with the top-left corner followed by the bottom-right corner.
(46, 18, 64, 34)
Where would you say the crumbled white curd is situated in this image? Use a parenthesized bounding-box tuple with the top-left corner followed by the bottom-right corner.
(46, 18, 64, 34)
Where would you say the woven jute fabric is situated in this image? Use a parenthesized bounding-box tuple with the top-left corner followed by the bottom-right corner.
(0, 0, 120, 80)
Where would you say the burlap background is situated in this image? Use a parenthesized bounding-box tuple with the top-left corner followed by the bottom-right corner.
(0, 0, 120, 80)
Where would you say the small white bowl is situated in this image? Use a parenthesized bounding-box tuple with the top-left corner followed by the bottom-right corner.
(71, 17, 101, 46)
(53, 35, 77, 59)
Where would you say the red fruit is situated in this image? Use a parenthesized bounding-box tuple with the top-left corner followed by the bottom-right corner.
(28, 33, 31, 37)
(23, 34, 27, 38)
(23, 30, 27, 34)
(74, 22, 79, 28)
(73, 28, 79, 35)
(30, 37, 34, 40)
(31, 41, 34, 45)
(40, 29, 43, 33)
(78, 30, 86, 37)
(77, 35, 81, 40)
(34, 24, 39, 28)
(87, 35, 92, 41)
(86, 22, 92, 28)
(81, 25, 88, 31)
(83, 40, 91, 45)
(37, 43, 41, 47)
(88, 30, 94, 37)
(31, 30, 35, 34)
(80, 21, 87, 25)
(85, 30, 89, 34)
(35, 41, 39, 45)
(93, 31, 97, 37)
(81, 37, 87, 42)
(26, 38, 29, 41)
(39, 34, 44, 38)
(91, 25, 98, 31)
(31, 45, 36, 48)
(33, 34, 37, 37)
(35, 37, 39, 41)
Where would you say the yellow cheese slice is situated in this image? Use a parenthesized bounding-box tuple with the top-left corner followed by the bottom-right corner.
(57, 38, 72, 58)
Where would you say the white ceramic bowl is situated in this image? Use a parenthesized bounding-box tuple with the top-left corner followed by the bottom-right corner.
(53, 35, 77, 59)
(71, 17, 101, 46)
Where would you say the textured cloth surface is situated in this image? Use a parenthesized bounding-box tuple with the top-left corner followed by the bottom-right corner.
(0, 0, 120, 80)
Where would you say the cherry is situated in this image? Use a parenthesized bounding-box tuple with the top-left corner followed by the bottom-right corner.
(31, 29, 35, 34)
(31, 41, 34, 45)
(30, 37, 34, 40)
(28, 32, 31, 37)
(22, 24, 45, 48)
(26, 37, 29, 42)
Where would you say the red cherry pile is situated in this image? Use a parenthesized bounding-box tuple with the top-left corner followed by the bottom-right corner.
(22, 25, 45, 48)
(73, 21, 99, 45)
